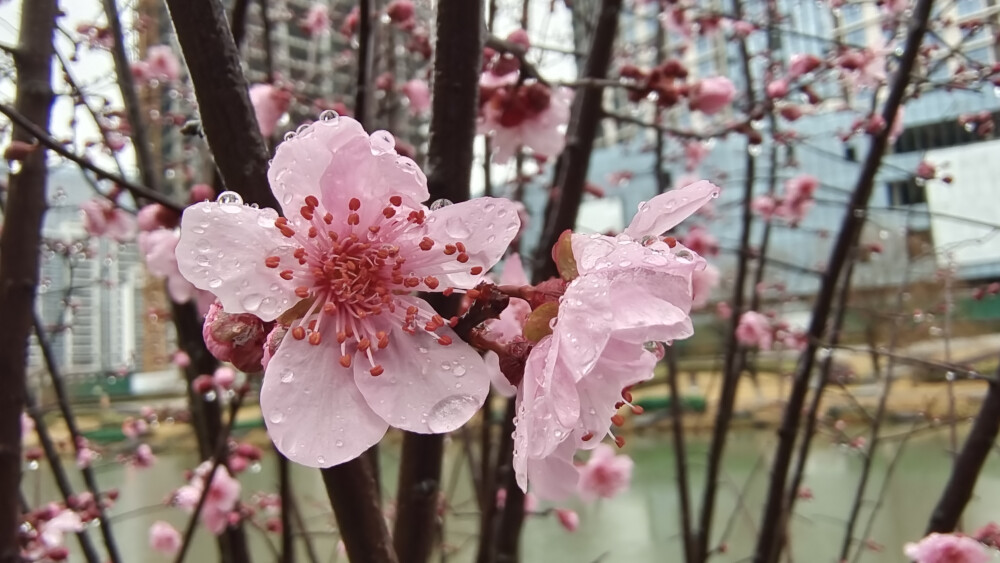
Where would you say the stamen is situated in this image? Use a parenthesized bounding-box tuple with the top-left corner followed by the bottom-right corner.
(370, 365, 384, 376)
(339, 355, 352, 368)
(280, 270, 294, 280)
(457, 253, 470, 263)
(308, 332, 322, 345)
(423, 276, 440, 289)
(304, 195, 319, 209)
(389, 195, 402, 206)
(614, 436, 626, 448)
(295, 286, 311, 298)
(470, 266, 483, 275)
(443, 244, 457, 255)
(265, 256, 280, 268)
(349, 198, 361, 211)
(437, 335, 452, 346)
(419, 237, 434, 251)
(611, 414, 625, 427)
(581, 432, 594, 441)
(292, 327, 306, 340)
(383, 207, 396, 218)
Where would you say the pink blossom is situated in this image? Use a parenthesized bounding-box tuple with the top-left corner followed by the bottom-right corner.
(401, 79, 431, 115)
(134, 444, 156, 468)
(881, 0, 910, 16)
(175, 116, 520, 468)
(137, 204, 179, 232)
(555, 508, 579, 532)
(766, 79, 789, 99)
(301, 3, 331, 37)
(249, 84, 293, 138)
(479, 81, 573, 164)
(788, 54, 822, 79)
(903, 533, 990, 563)
(688, 77, 735, 115)
(751, 195, 778, 220)
(776, 174, 818, 225)
(175, 462, 241, 535)
(37, 510, 83, 549)
(684, 141, 711, 171)
(122, 416, 148, 439)
(680, 225, 718, 257)
(890, 107, 905, 142)
(730, 20, 756, 37)
(80, 199, 137, 242)
(213, 366, 236, 389)
(76, 445, 98, 469)
(139, 229, 198, 303)
(148, 521, 181, 555)
(736, 311, 773, 350)
(485, 253, 530, 345)
(513, 181, 720, 500)
(172, 350, 191, 368)
(691, 263, 719, 310)
(189, 183, 215, 203)
(578, 444, 633, 499)
(144, 46, 181, 83)
(202, 300, 269, 372)
(386, 0, 415, 25)
(916, 161, 936, 180)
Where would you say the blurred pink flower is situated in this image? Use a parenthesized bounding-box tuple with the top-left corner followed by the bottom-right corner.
(148, 521, 181, 555)
(684, 141, 711, 171)
(144, 45, 181, 83)
(578, 443, 633, 500)
(776, 174, 818, 225)
(555, 508, 580, 532)
(479, 81, 573, 164)
(137, 204, 179, 232)
(175, 462, 241, 535)
(766, 79, 789, 99)
(751, 195, 778, 220)
(175, 116, 520, 468)
(513, 181, 720, 500)
(688, 76, 735, 115)
(903, 533, 990, 563)
(401, 79, 431, 115)
(736, 311, 773, 350)
(691, 263, 719, 310)
(788, 53, 822, 78)
(138, 229, 198, 303)
(249, 83, 293, 138)
(80, 199, 137, 242)
(301, 3, 331, 37)
(680, 225, 718, 257)
(386, 0, 415, 25)
(134, 443, 156, 468)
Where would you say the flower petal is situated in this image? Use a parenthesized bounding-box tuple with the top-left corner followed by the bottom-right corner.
(485, 351, 516, 397)
(176, 202, 299, 321)
(525, 438, 580, 501)
(575, 338, 656, 445)
(260, 329, 388, 468)
(623, 180, 720, 239)
(519, 337, 579, 459)
(400, 197, 521, 289)
(353, 310, 490, 434)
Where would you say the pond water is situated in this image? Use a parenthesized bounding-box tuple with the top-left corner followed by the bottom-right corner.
(28, 427, 1000, 562)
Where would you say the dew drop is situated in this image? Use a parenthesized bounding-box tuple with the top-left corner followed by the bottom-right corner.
(453, 365, 467, 376)
(484, 203, 496, 212)
(426, 395, 480, 433)
(217, 191, 243, 206)
(335, 440, 344, 447)
(320, 109, 340, 123)
(208, 278, 223, 289)
(269, 412, 284, 424)
(441, 362, 452, 371)
(430, 198, 453, 210)
(444, 216, 472, 238)
(317, 455, 326, 464)
(418, 346, 429, 354)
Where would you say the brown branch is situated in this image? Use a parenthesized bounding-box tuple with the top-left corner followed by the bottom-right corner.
(354, 0, 376, 127)
(532, 0, 622, 281)
(925, 358, 1000, 534)
(0, 3, 58, 561)
(0, 103, 183, 211)
(321, 455, 398, 563)
(483, 35, 549, 86)
(750, 0, 936, 560)
(163, 0, 278, 210)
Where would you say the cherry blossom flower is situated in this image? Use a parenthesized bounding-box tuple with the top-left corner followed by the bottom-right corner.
(139, 229, 198, 304)
(688, 77, 735, 115)
(513, 181, 720, 500)
(401, 79, 431, 115)
(137, 204, 180, 232)
(174, 462, 241, 535)
(736, 311, 773, 350)
(478, 80, 573, 164)
(903, 533, 990, 563)
(680, 225, 718, 257)
(249, 83, 293, 138)
(766, 79, 789, 99)
(37, 509, 83, 550)
(149, 521, 182, 555)
(776, 174, 818, 225)
(80, 199, 137, 242)
(386, 0, 415, 25)
(301, 3, 331, 37)
(751, 194, 778, 220)
(146, 46, 181, 83)
(578, 443, 633, 500)
(175, 115, 520, 468)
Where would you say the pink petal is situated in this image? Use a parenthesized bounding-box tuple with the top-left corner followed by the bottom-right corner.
(485, 351, 516, 398)
(525, 438, 580, 501)
(623, 180, 720, 239)
(401, 197, 521, 289)
(260, 328, 389, 467)
(519, 337, 579, 459)
(500, 253, 529, 286)
(352, 309, 490, 434)
(175, 202, 299, 321)
(574, 338, 656, 445)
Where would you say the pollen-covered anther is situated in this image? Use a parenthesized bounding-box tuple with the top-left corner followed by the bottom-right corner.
(300, 205, 314, 221)
(457, 253, 470, 263)
(295, 286, 310, 298)
(308, 226, 318, 238)
(581, 432, 594, 441)
(389, 195, 402, 206)
(611, 414, 626, 427)
(265, 256, 281, 268)
(358, 338, 371, 352)
(370, 365, 384, 376)
(614, 436, 626, 448)
(339, 355, 352, 368)
(304, 195, 319, 209)
(470, 266, 483, 275)
(631, 405, 645, 415)
(292, 327, 306, 340)
(323, 212, 333, 224)
(467, 289, 481, 300)
(449, 316, 459, 327)
(337, 331, 348, 344)
(308, 332, 322, 345)
(664, 236, 677, 248)
(443, 288, 454, 296)
(437, 335, 452, 346)
(621, 390, 633, 403)
(348, 197, 361, 211)
(377, 332, 389, 348)
(348, 213, 360, 225)
(322, 303, 336, 314)
(443, 244, 457, 255)
(383, 207, 396, 218)
(368, 225, 380, 234)
(280, 270, 294, 280)
(418, 237, 434, 251)
(423, 276, 440, 289)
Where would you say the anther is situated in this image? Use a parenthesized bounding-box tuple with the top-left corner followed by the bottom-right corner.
(370, 365, 384, 376)
(437, 335, 452, 346)
(443, 244, 457, 255)
(323, 212, 333, 224)
(275, 217, 289, 228)
(349, 198, 361, 211)
(358, 338, 371, 352)
(419, 237, 434, 251)
(337, 331, 348, 344)
(664, 236, 677, 248)
(280, 270, 294, 280)
(611, 414, 625, 427)
(339, 355, 352, 368)
(368, 225, 380, 234)
(348, 213, 360, 225)
(389, 195, 402, 206)
(457, 253, 470, 263)
(631, 405, 645, 415)
(300, 206, 314, 221)
(423, 276, 440, 289)
(308, 332, 322, 345)
(308, 226, 318, 238)
(383, 207, 396, 218)
(304, 195, 319, 209)
(467, 289, 481, 299)
(265, 256, 280, 268)
(470, 266, 483, 275)
(292, 327, 306, 340)
(455, 242, 466, 253)
(581, 432, 594, 442)
(279, 226, 296, 237)
(443, 288, 454, 296)
(295, 286, 310, 298)
(615, 436, 626, 448)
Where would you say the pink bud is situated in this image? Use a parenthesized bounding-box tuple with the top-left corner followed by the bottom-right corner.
(555, 508, 579, 532)
(213, 366, 236, 390)
(688, 76, 735, 115)
(149, 521, 182, 555)
(386, 0, 415, 24)
(189, 184, 215, 204)
(172, 350, 191, 368)
(192, 375, 215, 395)
(766, 79, 789, 99)
(506, 28, 531, 49)
(202, 300, 269, 373)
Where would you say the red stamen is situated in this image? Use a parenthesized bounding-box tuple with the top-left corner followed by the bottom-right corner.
(304, 195, 319, 209)
(339, 355, 352, 368)
(615, 436, 626, 448)
(292, 327, 306, 340)
(457, 253, 470, 263)
(370, 365, 384, 376)
(308, 332, 322, 345)
(265, 256, 280, 268)
(470, 266, 483, 275)
(280, 270, 294, 280)
(437, 335, 452, 345)
(389, 195, 402, 206)
(349, 197, 361, 211)
(295, 286, 310, 298)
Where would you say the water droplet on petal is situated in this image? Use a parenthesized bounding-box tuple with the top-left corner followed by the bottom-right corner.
(269, 412, 284, 423)
(444, 216, 472, 238)
(217, 191, 243, 206)
(430, 198, 453, 210)
(317, 455, 326, 464)
(453, 365, 466, 376)
(335, 440, 344, 447)
(208, 278, 223, 289)
(320, 110, 340, 123)
(427, 395, 480, 433)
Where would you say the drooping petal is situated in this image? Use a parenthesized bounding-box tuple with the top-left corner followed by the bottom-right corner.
(175, 202, 299, 321)
(260, 329, 388, 467)
(519, 337, 579, 459)
(575, 338, 656, 445)
(400, 197, 521, 289)
(485, 350, 516, 397)
(352, 311, 490, 434)
(525, 438, 580, 501)
(623, 180, 720, 239)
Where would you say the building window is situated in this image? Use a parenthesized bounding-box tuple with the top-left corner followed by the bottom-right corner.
(886, 177, 927, 206)
(894, 115, 995, 153)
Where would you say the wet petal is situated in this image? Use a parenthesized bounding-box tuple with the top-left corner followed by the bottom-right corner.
(353, 313, 490, 434)
(520, 337, 579, 459)
(575, 338, 656, 445)
(526, 438, 580, 501)
(485, 351, 516, 398)
(401, 197, 521, 289)
(176, 202, 299, 321)
(623, 180, 720, 239)
(260, 329, 388, 468)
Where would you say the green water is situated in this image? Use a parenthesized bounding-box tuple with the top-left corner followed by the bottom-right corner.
(26, 428, 1000, 562)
